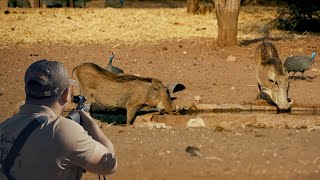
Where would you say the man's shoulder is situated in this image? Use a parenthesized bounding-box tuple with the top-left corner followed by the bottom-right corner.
(55, 116, 81, 126)
(54, 116, 90, 137)
(0, 114, 32, 132)
(54, 116, 84, 135)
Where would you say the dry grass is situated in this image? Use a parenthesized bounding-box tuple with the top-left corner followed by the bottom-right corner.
(0, 6, 291, 46)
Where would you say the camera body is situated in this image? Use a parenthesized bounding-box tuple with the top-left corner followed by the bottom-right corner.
(66, 95, 89, 124)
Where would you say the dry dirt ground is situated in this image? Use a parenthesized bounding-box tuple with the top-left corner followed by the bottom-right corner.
(1, 1, 320, 180)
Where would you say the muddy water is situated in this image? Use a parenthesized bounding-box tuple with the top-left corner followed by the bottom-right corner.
(91, 108, 320, 131)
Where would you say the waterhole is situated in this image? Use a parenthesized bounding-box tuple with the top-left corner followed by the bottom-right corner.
(90, 104, 320, 130)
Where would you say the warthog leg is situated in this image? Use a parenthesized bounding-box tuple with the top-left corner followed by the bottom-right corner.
(126, 105, 142, 125)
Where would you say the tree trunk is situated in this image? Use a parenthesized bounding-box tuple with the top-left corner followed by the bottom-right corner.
(70, 0, 74, 7)
(215, 0, 241, 47)
(187, 0, 199, 14)
(34, 0, 42, 8)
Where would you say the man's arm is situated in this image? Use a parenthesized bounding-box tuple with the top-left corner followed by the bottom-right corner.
(78, 110, 117, 175)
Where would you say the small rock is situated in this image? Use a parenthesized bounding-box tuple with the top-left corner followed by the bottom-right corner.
(4, 10, 10, 14)
(194, 95, 201, 101)
(235, 132, 242, 136)
(226, 55, 236, 62)
(214, 126, 224, 132)
(186, 146, 201, 157)
(206, 156, 223, 161)
(29, 53, 39, 56)
(162, 47, 168, 50)
(154, 123, 170, 129)
(194, 95, 201, 104)
(196, 27, 206, 31)
(183, 51, 187, 55)
(136, 122, 171, 129)
(230, 86, 237, 91)
(186, 117, 206, 128)
(266, 160, 270, 164)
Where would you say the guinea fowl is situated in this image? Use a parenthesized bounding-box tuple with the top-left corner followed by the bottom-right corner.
(284, 51, 317, 80)
(106, 52, 124, 74)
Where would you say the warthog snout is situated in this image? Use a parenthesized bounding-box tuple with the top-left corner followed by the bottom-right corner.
(157, 101, 177, 114)
(261, 85, 292, 111)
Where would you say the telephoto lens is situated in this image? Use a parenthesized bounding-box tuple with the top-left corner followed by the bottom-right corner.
(66, 95, 88, 124)
(73, 95, 87, 105)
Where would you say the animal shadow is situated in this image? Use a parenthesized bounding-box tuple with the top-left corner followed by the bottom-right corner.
(240, 37, 287, 46)
(90, 106, 160, 125)
(290, 74, 318, 81)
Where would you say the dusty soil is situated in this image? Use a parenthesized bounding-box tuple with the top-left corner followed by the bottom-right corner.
(1, 1, 320, 179)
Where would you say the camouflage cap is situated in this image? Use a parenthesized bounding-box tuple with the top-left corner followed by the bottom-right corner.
(25, 59, 73, 98)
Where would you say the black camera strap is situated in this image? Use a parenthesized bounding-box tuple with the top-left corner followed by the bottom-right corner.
(0, 116, 47, 180)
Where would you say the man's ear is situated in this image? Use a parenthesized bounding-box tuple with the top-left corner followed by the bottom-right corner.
(60, 88, 70, 105)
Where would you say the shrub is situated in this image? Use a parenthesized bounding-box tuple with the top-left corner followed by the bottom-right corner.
(276, 0, 320, 32)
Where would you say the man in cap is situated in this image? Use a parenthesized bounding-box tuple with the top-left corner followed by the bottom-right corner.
(0, 60, 117, 179)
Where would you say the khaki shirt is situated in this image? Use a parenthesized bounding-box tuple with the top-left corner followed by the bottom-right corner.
(0, 104, 96, 180)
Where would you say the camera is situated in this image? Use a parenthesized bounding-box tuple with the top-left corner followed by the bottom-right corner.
(66, 95, 89, 125)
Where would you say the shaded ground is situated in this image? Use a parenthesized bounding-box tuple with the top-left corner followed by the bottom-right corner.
(1, 1, 320, 180)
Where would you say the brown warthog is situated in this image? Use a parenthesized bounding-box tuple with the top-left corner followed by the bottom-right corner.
(72, 63, 176, 124)
(255, 42, 292, 111)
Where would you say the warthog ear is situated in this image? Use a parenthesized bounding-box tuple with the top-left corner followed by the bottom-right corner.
(151, 79, 162, 90)
(172, 83, 186, 93)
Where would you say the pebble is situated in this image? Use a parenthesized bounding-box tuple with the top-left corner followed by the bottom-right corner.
(186, 117, 206, 128)
(235, 132, 242, 136)
(226, 55, 236, 62)
(186, 146, 201, 157)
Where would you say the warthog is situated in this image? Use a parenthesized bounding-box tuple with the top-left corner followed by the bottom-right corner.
(255, 42, 292, 111)
(72, 63, 176, 124)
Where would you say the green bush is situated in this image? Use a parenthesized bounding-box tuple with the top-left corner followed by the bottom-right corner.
(277, 0, 320, 32)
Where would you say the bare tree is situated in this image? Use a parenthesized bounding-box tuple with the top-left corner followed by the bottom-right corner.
(34, 0, 42, 7)
(187, 0, 199, 14)
(215, 0, 241, 47)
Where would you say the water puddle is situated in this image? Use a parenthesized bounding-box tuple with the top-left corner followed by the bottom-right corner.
(90, 105, 320, 130)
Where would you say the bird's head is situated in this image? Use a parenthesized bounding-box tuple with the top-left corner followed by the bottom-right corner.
(109, 52, 114, 61)
(311, 51, 317, 60)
